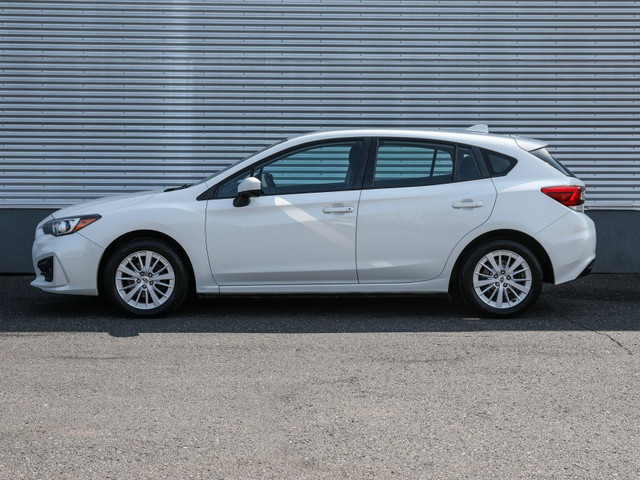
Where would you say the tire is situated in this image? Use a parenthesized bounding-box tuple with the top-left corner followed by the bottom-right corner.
(103, 238, 189, 317)
(458, 239, 543, 318)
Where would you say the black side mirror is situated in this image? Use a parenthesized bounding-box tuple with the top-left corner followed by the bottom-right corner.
(233, 177, 262, 207)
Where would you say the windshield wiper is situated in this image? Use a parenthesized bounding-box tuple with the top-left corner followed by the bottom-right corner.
(164, 184, 191, 192)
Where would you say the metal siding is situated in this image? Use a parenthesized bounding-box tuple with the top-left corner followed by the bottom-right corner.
(1, 0, 638, 209)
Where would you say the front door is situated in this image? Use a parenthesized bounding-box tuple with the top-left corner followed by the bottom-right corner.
(206, 140, 365, 285)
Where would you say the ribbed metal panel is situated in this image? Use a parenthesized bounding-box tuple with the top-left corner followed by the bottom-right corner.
(1, 0, 638, 209)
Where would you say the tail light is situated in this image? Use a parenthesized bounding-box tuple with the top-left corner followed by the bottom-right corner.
(541, 185, 585, 211)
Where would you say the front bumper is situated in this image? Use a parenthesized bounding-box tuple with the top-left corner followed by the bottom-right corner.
(31, 228, 104, 295)
(534, 211, 597, 285)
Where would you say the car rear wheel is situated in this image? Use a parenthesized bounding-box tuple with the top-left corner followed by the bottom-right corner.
(459, 239, 543, 317)
(103, 238, 189, 317)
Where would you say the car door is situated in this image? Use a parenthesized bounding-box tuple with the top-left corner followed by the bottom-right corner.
(206, 139, 367, 285)
(356, 139, 497, 283)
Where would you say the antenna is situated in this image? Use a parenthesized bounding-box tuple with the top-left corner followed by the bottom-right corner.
(465, 124, 489, 134)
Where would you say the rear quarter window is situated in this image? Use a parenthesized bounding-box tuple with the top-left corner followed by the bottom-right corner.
(481, 149, 517, 177)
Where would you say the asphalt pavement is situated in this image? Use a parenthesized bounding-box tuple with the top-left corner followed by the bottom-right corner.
(0, 274, 638, 479)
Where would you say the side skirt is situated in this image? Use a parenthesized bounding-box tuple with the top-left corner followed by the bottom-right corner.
(196, 277, 450, 297)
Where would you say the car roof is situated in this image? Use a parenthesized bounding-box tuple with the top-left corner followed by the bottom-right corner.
(287, 126, 548, 152)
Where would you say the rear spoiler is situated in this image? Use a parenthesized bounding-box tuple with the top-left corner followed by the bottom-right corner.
(511, 135, 548, 151)
(464, 124, 549, 151)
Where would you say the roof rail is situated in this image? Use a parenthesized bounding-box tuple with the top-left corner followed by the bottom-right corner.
(465, 124, 489, 134)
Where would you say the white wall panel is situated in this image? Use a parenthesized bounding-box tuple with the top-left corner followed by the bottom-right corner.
(1, 0, 638, 208)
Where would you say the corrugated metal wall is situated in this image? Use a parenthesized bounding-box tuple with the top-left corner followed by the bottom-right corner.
(1, 0, 639, 209)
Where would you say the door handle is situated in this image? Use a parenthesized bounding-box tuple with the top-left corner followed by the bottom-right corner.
(322, 205, 354, 214)
(452, 200, 484, 209)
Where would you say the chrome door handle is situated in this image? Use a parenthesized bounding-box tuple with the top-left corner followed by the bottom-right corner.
(322, 205, 354, 214)
(452, 200, 484, 209)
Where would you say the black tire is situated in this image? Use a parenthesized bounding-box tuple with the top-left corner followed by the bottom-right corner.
(103, 238, 189, 317)
(458, 239, 543, 318)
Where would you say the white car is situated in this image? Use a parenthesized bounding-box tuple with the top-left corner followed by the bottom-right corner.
(32, 126, 596, 317)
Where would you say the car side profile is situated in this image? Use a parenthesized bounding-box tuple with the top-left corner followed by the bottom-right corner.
(32, 126, 596, 317)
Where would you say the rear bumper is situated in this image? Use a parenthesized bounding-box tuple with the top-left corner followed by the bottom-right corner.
(534, 211, 597, 285)
(578, 259, 595, 278)
(31, 229, 103, 295)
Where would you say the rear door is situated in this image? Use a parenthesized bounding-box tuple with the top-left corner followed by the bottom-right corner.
(356, 139, 497, 283)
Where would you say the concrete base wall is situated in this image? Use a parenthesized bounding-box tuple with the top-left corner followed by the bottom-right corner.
(1, 209, 56, 273)
(586, 211, 640, 273)
(1, 209, 638, 274)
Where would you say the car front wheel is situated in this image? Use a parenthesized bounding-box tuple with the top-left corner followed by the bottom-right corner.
(103, 238, 189, 317)
(459, 239, 543, 317)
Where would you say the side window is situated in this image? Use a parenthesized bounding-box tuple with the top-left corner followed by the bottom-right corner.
(215, 141, 363, 198)
(373, 141, 454, 188)
(454, 146, 482, 182)
(482, 149, 517, 176)
(256, 141, 363, 195)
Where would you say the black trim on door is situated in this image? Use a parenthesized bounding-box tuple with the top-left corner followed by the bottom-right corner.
(472, 146, 491, 178)
(354, 137, 373, 190)
(362, 137, 379, 189)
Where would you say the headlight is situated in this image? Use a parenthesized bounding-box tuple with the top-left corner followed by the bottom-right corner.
(42, 214, 102, 236)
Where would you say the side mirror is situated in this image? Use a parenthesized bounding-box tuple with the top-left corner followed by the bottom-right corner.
(233, 177, 262, 207)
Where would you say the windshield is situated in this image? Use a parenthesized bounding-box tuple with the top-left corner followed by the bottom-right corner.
(194, 139, 287, 185)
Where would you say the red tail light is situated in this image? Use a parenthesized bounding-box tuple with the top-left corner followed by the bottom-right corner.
(541, 185, 585, 207)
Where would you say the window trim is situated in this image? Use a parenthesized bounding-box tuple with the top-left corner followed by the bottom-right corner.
(197, 137, 371, 200)
(363, 137, 488, 190)
(471, 146, 490, 178)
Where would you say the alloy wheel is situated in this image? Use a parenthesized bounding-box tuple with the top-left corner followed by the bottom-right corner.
(472, 249, 532, 309)
(115, 250, 175, 310)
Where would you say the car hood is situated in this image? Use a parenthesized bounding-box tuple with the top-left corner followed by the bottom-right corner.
(51, 190, 158, 219)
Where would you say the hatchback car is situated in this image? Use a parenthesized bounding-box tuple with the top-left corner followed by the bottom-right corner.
(32, 126, 596, 317)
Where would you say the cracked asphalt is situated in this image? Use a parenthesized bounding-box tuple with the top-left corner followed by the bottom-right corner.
(0, 274, 638, 479)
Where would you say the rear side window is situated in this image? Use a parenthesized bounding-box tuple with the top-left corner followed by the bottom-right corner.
(373, 141, 454, 188)
(481, 150, 517, 176)
(530, 148, 575, 177)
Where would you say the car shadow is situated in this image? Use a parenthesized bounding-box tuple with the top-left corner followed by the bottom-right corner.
(0, 274, 638, 337)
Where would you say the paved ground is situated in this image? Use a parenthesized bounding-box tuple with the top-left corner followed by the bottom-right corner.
(0, 274, 638, 479)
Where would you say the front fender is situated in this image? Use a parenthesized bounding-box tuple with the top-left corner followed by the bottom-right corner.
(80, 192, 217, 293)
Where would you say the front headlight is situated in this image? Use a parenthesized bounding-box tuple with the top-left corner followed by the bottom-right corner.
(42, 214, 102, 236)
